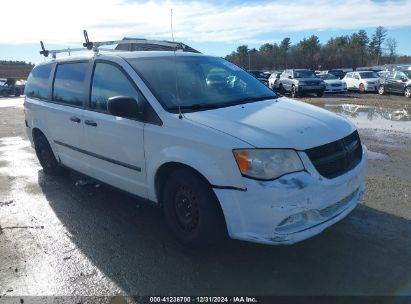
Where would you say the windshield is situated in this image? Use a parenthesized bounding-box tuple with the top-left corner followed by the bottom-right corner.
(359, 72, 379, 79)
(319, 74, 338, 80)
(127, 56, 277, 112)
(294, 70, 317, 78)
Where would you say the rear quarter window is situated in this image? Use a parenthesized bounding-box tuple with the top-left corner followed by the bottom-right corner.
(24, 64, 53, 99)
(53, 62, 88, 107)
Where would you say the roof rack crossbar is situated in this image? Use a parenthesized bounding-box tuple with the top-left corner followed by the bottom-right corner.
(39, 41, 88, 59)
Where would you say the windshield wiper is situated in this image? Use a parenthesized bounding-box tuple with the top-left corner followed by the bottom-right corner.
(168, 103, 223, 112)
(226, 95, 278, 106)
(167, 95, 278, 113)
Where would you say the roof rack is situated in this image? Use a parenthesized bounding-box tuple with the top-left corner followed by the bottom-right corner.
(39, 41, 87, 59)
(40, 30, 198, 59)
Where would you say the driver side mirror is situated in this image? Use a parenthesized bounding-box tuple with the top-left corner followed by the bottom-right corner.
(354, 76, 360, 80)
(107, 96, 141, 119)
(401, 77, 408, 82)
(288, 75, 292, 79)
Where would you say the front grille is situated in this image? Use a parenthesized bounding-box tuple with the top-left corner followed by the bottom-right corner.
(331, 83, 341, 87)
(305, 131, 363, 179)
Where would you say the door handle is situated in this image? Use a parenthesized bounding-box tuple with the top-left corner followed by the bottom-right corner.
(84, 120, 97, 127)
(70, 116, 81, 123)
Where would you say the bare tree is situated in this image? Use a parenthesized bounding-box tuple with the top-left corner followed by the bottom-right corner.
(385, 38, 397, 63)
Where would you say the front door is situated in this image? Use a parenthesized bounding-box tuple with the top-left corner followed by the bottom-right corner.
(83, 61, 147, 197)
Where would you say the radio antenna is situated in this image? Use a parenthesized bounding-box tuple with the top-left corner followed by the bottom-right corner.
(171, 8, 175, 42)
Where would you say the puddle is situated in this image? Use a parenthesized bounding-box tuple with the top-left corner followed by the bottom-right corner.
(367, 150, 390, 161)
(322, 104, 411, 132)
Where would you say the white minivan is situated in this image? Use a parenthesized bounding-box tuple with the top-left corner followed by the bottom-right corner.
(343, 71, 380, 92)
(24, 50, 367, 247)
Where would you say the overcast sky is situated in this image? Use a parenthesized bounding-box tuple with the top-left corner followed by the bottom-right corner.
(1, 0, 410, 64)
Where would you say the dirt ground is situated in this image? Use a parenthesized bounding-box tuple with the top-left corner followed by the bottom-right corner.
(0, 94, 411, 300)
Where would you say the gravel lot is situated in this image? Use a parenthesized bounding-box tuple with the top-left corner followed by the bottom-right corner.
(0, 93, 410, 299)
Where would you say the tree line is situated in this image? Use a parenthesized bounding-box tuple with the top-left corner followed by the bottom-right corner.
(0, 60, 34, 66)
(225, 27, 411, 71)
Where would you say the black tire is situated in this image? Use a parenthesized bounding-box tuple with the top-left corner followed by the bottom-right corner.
(162, 168, 226, 248)
(358, 83, 365, 93)
(405, 87, 411, 98)
(291, 85, 298, 98)
(378, 85, 385, 95)
(316, 91, 324, 97)
(14, 88, 21, 97)
(34, 134, 68, 176)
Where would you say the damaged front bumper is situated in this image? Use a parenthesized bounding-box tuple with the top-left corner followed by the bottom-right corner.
(214, 145, 368, 245)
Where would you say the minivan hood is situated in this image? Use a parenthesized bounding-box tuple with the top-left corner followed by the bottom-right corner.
(184, 97, 355, 150)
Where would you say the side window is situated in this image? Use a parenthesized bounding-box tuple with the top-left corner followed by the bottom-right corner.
(90, 63, 141, 112)
(24, 64, 53, 99)
(53, 62, 88, 107)
(395, 72, 405, 80)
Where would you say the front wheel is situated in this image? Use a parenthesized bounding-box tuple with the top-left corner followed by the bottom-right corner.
(405, 87, 411, 98)
(317, 91, 324, 97)
(378, 85, 385, 95)
(162, 168, 226, 248)
(34, 134, 68, 176)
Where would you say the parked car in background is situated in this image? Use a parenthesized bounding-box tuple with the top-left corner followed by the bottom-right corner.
(278, 69, 326, 97)
(268, 72, 282, 91)
(0, 78, 25, 97)
(318, 73, 347, 93)
(248, 70, 269, 86)
(377, 71, 390, 79)
(328, 69, 346, 80)
(343, 71, 380, 92)
(378, 70, 411, 98)
(318, 69, 347, 80)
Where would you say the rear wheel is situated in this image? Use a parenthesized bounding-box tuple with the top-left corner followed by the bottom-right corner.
(316, 91, 324, 97)
(34, 134, 68, 176)
(405, 87, 411, 98)
(378, 85, 385, 95)
(358, 83, 365, 93)
(162, 168, 226, 248)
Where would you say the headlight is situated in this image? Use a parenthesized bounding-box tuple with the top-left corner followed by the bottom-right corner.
(233, 149, 304, 180)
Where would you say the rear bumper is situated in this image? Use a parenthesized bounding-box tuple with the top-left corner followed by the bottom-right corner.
(214, 145, 367, 245)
